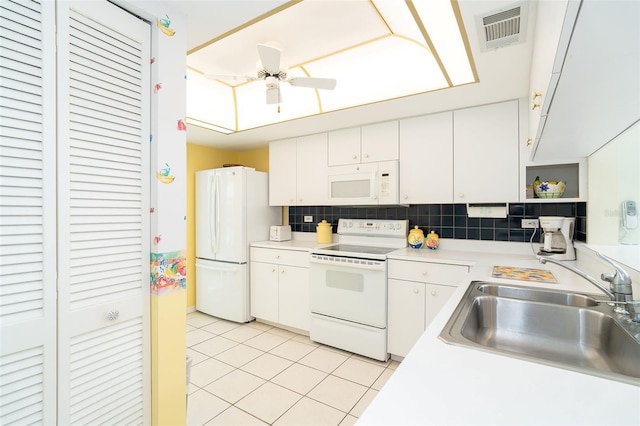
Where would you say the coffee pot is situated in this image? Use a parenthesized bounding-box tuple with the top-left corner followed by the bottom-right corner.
(538, 216, 576, 260)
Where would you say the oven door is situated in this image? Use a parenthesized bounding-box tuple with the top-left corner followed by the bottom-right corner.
(309, 255, 387, 328)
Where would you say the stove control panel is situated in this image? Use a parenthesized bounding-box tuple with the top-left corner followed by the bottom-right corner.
(337, 219, 408, 237)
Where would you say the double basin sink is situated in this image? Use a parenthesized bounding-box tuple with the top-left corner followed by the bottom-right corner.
(439, 281, 640, 386)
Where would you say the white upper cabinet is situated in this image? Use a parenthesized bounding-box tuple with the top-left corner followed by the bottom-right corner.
(527, 0, 579, 159)
(328, 127, 361, 165)
(269, 139, 297, 206)
(360, 121, 399, 163)
(328, 121, 398, 166)
(296, 133, 328, 205)
(453, 100, 519, 203)
(269, 134, 328, 206)
(399, 112, 453, 204)
(532, 0, 640, 161)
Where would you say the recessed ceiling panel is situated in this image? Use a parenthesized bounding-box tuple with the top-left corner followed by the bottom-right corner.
(185, 0, 478, 135)
(308, 36, 448, 111)
(187, 0, 389, 77)
(186, 70, 236, 130)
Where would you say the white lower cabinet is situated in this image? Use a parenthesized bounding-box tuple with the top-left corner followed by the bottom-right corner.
(250, 247, 310, 331)
(387, 259, 469, 358)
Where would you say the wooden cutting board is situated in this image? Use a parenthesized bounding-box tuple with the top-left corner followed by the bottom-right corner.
(492, 266, 557, 283)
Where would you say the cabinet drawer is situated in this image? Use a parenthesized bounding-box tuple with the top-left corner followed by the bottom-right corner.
(250, 247, 310, 267)
(388, 260, 469, 285)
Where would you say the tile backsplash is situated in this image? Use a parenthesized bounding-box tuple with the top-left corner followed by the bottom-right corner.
(289, 202, 587, 243)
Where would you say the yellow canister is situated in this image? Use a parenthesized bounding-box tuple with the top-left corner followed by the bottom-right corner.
(407, 226, 425, 249)
(426, 230, 439, 250)
(316, 220, 333, 244)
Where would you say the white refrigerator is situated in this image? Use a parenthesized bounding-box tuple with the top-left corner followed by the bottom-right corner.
(195, 166, 281, 322)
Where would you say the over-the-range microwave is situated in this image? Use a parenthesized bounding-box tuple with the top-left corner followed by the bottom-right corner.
(327, 160, 399, 205)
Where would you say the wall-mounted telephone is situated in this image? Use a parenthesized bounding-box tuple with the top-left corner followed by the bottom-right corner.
(622, 200, 637, 230)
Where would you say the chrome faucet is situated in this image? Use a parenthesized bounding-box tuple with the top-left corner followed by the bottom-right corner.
(539, 253, 639, 322)
(539, 256, 616, 299)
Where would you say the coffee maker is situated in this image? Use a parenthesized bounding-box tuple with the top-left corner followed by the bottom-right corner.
(538, 216, 576, 260)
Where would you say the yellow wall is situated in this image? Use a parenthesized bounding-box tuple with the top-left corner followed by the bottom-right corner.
(186, 143, 270, 309)
(151, 290, 187, 425)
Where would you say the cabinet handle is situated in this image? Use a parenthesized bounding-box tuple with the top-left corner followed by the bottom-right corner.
(525, 138, 532, 147)
(532, 91, 542, 100)
(422, 271, 427, 276)
(458, 193, 464, 199)
(431, 291, 437, 296)
(281, 269, 285, 274)
(364, 153, 369, 159)
(413, 288, 420, 294)
(352, 155, 358, 160)
(403, 195, 408, 199)
(276, 255, 280, 259)
(272, 268, 276, 273)
(531, 102, 541, 110)
(107, 309, 120, 321)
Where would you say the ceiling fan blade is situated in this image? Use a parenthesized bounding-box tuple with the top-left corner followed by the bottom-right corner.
(257, 44, 281, 74)
(266, 87, 281, 104)
(204, 74, 256, 83)
(287, 77, 337, 90)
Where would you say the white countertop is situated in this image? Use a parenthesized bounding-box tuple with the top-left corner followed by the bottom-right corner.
(358, 254, 640, 426)
(252, 235, 640, 424)
(250, 233, 334, 251)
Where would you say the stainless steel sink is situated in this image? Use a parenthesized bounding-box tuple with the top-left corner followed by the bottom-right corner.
(440, 281, 640, 386)
(476, 283, 599, 307)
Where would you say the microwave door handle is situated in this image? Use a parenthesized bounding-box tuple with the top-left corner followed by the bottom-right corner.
(372, 172, 378, 201)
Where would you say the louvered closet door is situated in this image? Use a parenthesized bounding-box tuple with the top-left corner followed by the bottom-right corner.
(0, 1, 57, 424)
(56, 2, 151, 424)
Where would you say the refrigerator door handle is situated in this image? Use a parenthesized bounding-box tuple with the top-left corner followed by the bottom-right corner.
(215, 174, 221, 253)
(209, 174, 216, 254)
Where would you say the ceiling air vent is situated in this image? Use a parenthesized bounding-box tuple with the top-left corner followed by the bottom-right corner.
(476, 2, 529, 51)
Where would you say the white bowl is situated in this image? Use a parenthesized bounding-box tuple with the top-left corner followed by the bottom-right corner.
(534, 181, 566, 198)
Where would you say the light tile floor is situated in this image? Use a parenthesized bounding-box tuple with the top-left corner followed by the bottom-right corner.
(187, 311, 400, 426)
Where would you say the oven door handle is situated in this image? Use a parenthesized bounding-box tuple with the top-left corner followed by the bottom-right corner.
(309, 254, 386, 271)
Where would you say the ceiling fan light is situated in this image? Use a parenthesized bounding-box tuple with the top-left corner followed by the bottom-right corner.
(266, 87, 280, 104)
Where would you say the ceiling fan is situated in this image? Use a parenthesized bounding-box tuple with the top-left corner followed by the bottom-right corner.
(206, 44, 337, 106)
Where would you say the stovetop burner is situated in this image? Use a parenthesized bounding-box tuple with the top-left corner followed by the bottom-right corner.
(311, 219, 409, 261)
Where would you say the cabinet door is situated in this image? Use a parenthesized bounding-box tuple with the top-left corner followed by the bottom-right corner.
(328, 127, 361, 166)
(269, 139, 297, 206)
(528, 0, 570, 148)
(361, 121, 399, 163)
(250, 262, 279, 322)
(0, 1, 57, 422)
(425, 284, 457, 328)
(56, 2, 151, 424)
(454, 101, 519, 203)
(296, 133, 328, 205)
(399, 112, 453, 203)
(278, 266, 310, 331)
(387, 279, 426, 358)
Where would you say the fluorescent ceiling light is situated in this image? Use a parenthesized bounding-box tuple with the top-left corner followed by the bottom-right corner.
(186, 0, 476, 135)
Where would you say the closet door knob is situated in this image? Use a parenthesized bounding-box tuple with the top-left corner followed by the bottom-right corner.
(107, 309, 120, 321)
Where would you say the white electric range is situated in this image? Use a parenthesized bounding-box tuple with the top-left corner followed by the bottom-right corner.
(309, 218, 409, 361)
